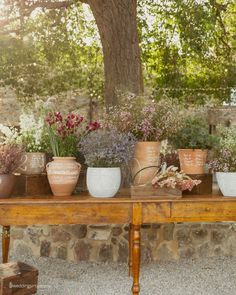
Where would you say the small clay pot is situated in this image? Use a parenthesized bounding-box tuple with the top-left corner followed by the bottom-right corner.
(131, 141, 161, 185)
(46, 157, 81, 197)
(0, 174, 16, 198)
(17, 152, 46, 175)
(178, 149, 208, 175)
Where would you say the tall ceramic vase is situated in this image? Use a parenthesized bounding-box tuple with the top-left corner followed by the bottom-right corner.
(131, 141, 161, 185)
(46, 157, 81, 197)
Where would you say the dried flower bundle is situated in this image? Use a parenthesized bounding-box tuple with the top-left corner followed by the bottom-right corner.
(209, 126, 236, 172)
(79, 129, 136, 167)
(152, 165, 201, 192)
(45, 112, 100, 157)
(0, 144, 24, 174)
(103, 93, 182, 141)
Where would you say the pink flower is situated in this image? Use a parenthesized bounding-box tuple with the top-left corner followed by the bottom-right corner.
(87, 121, 101, 132)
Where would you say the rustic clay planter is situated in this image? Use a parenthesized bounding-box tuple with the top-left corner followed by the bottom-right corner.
(46, 157, 81, 197)
(178, 149, 208, 175)
(17, 152, 46, 175)
(0, 174, 15, 198)
(131, 141, 161, 185)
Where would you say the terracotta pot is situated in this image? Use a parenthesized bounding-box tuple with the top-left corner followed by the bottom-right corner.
(0, 174, 15, 198)
(131, 141, 161, 185)
(17, 152, 46, 175)
(46, 157, 81, 197)
(178, 149, 208, 175)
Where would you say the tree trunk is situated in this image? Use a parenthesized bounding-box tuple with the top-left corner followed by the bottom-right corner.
(87, 0, 143, 105)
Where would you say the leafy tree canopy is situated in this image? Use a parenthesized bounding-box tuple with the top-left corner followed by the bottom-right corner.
(0, 0, 235, 105)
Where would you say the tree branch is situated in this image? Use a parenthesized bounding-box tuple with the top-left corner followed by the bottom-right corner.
(26, 0, 74, 14)
(0, 0, 76, 35)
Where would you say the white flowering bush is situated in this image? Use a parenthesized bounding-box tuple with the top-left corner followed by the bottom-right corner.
(0, 112, 49, 153)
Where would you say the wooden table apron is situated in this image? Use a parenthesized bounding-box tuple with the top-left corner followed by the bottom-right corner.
(1, 195, 236, 295)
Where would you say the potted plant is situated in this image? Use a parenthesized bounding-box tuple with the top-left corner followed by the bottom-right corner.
(170, 115, 216, 174)
(209, 126, 236, 196)
(0, 112, 49, 175)
(45, 111, 100, 197)
(103, 94, 182, 184)
(79, 129, 136, 198)
(0, 144, 24, 198)
(151, 165, 201, 196)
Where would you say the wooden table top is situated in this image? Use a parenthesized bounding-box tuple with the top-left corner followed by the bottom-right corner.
(1, 192, 236, 225)
(0, 193, 235, 204)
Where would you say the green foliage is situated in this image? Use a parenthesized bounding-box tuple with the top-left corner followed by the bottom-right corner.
(138, 0, 236, 104)
(170, 115, 218, 149)
(0, 0, 235, 105)
(0, 3, 104, 103)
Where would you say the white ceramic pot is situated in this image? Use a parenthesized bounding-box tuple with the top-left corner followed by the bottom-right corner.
(87, 167, 121, 198)
(216, 172, 236, 197)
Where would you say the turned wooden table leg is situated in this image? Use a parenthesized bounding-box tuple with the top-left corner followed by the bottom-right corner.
(2, 226, 10, 263)
(129, 223, 134, 277)
(132, 224, 141, 295)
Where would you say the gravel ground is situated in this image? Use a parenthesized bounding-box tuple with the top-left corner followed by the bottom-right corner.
(6, 254, 236, 295)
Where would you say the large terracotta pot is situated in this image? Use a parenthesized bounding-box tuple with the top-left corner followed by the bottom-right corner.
(178, 149, 208, 175)
(0, 174, 15, 198)
(46, 157, 81, 197)
(131, 141, 161, 185)
(17, 152, 46, 175)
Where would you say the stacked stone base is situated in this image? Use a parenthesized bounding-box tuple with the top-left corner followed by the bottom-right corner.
(9, 223, 236, 263)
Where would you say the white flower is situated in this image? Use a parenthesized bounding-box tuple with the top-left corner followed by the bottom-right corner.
(0, 124, 18, 143)
(34, 99, 44, 110)
(19, 113, 36, 132)
(0, 124, 14, 138)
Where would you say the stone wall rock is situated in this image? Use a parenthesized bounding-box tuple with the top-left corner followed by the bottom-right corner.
(6, 222, 236, 263)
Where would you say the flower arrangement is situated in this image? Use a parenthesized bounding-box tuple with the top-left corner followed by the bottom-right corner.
(209, 126, 236, 172)
(79, 129, 136, 167)
(169, 115, 217, 149)
(151, 165, 201, 191)
(103, 93, 182, 141)
(45, 111, 100, 157)
(0, 112, 49, 152)
(0, 144, 24, 174)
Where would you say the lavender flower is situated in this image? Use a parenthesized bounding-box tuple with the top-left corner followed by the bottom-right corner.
(79, 129, 136, 167)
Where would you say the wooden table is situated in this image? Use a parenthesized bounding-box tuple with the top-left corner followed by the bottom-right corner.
(1, 194, 236, 295)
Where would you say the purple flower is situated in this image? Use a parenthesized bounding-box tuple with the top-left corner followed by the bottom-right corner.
(79, 129, 136, 167)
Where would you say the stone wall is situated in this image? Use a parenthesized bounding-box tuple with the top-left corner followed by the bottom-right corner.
(9, 222, 236, 262)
